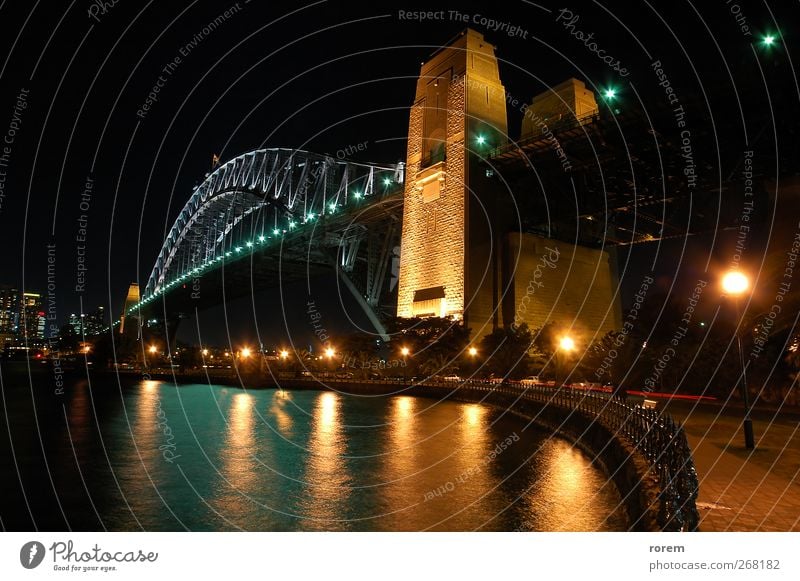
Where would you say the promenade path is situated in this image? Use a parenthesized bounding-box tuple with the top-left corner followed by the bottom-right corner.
(660, 399, 800, 531)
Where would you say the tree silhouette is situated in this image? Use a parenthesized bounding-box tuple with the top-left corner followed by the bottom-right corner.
(479, 323, 535, 379)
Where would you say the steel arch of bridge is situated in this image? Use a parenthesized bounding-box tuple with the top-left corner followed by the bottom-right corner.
(143, 148, 404, 300)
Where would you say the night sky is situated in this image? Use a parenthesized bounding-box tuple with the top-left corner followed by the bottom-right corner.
(0, 0, 796, 346)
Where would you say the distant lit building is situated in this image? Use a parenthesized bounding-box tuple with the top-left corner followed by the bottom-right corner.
(69, 312, 84, 335)
(85, 306, 105, 335)
(0, 286, 21, 336)
(0, 286, 20, 350)
(21, 292, 46, 345)
(69, 306, 106, 337)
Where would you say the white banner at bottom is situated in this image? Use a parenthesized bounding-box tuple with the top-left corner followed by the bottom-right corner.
(1, 532, 798, 580)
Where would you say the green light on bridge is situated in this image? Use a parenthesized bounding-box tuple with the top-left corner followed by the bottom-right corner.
(289, 221, 296, 229)
(258, 235, 266, 242)
(762, 34, 775, 46)
(383, 178, 392, 186)
(246, 241, 253, 247)
(329, 202, 337, 212)
(353, 191, 362, 199)
(273, 229, 281, 236)
(476, 135, 486, 146)
(604, 88, 617, 99)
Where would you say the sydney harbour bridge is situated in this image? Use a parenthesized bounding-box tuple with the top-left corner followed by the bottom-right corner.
(104, 28, 798, 533)
(119, 92, 782, 341)
(127, 148, 405, 340)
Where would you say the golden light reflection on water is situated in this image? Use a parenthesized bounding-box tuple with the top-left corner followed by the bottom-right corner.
(443, 402, 496, 527)
(386, 396, 418, 479)
(463, 403, 483, 428)
(299, 391, 350, 529)
(214, 392, 263, 525)
(223, 393, 256, 487)
(525, 440, 607, 531)
(268, 390, 293, 436)
(378, 396, 423, 530)
(111, 380, 162, 520)
(455, 403, 490, 474)
(134, 380, 160, 467)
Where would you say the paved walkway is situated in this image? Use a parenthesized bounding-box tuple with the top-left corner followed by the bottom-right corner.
(660, 400, 800, 531)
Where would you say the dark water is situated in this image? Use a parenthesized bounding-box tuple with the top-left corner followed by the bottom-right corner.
(1, 368, 628, 531)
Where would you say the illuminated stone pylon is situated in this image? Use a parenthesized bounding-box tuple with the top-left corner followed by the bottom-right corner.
(397, 29, 508, 333)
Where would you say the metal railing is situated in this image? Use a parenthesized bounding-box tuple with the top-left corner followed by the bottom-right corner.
(416, 378, 700, 531)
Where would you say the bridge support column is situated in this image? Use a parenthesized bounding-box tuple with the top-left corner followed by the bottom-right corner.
(164, 315, 183, 357)
(336, 269, 390, 342)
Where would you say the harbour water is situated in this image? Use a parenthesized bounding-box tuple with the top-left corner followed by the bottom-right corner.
(0, 370, 628, 531)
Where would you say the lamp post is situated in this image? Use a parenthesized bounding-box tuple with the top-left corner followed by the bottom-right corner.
(325, 347, 336, 373)
(722, 271, 755, 450)
(557, 336, 575, 387)
(466, 346, 478, 379)
(401, 347, 410, 382)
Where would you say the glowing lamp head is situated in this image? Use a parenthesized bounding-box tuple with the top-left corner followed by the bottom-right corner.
(604, 88, 617, 99)
(559, 336, 576, 352)
(240, 347, 252, 358)
(468, 347, 478, 356)
(202, 349, 209, 356)
(383, 177, 392, 186)
(722, 271, 749, 295)
(325, 347, 335, 358)
(401, 347, 410, 356)
(280, 350, 289, 359)
(763, 34, 775, 46)
(148, 345, 158, 354)
(476, 135, 486, 145)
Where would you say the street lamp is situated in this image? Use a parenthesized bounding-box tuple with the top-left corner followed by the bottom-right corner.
(240, 347, 251, 358)
(280, 350, 289, 360)
(149, 345, 158, 354)
(722, 270, 755, 449)
(557, 336, 576, 387)
(401, 347, 410, 381)
(468, 346, 478, 357)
